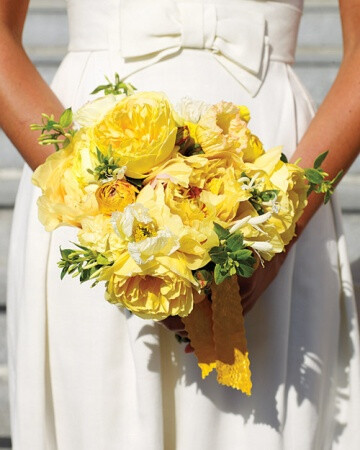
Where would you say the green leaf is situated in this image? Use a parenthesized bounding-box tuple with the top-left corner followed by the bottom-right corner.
(125, 176, 143, 189)
(59, 108, 73, 128)
(45, 120, 56, 131)
(260, 189, 279, 202)
(280, 153, 288, 163)
(230, 248, 253, 261)
(213, 223, 230, 240)
(97, 254, 109, 265)
(96, 147, 104, 162)
(209, 246, 228, 265)
(214, 264, 230, 285)
(305, 168, 324, 185)
(91, 84, 111, 95)
(236, 262, 255, 278)
(324, 190, 332, 204)
(314, 151, 329, 169)
(62, 137, 70, 148)
(60, 248, 73, 259)
(80, 269, 91, 283)
(226, 232, 244, 252)
(331, 169, 344, 185)
(193, 269, 213, 288)
(60, 265, 69, 280)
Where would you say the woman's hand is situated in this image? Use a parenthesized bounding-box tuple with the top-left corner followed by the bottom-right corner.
(159, 239, 296, 350)
(239, 250, 288, 315)
(159, 316, 193, 353)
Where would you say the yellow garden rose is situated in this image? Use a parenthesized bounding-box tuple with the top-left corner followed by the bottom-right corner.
(103, 253, 195, 320)
(95, 179, 138, 215)
(92, 92, 179, 178)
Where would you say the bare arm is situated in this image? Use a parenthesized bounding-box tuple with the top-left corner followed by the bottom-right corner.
(240, 0, 360, 313)
(291, 0, 360, 233)
(0, 0, 64, 170)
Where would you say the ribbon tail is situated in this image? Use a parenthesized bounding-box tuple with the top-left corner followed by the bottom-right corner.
(183, 298, 217, 378)
(212, 275, 252, 395)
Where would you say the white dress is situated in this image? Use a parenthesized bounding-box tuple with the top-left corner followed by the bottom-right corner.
(7, 0, 360, 448)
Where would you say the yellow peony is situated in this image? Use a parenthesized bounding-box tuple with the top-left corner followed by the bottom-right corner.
(78, 214, 125, 257)
(111, 184, 213, 271)
(146, 152, 250, 232)
(92, 92, 179, 178)
(242, 147, 308, 247)
(95, 179, 138, 215)
(103, 253, 195, 320)
(32, 129, 99, 231)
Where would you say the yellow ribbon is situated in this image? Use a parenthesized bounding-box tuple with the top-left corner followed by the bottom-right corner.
(183, 275, 252, 394)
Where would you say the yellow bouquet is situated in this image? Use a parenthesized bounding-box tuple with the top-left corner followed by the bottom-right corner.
(31, 74, 341, 394)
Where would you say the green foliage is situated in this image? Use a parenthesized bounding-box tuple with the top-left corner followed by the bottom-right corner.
(87, 147, 123, 182)
(125, 176, 144, 189)
(280, 153, 288, 163)
(305, 151, 343, 204)
(193, 269, 213, 293)
(213, 223, 230, 241)
(58, 243, 113, 287)
(210, 224, 256, 285)
(91, 73, 136, 96)
(249, 188, 279, 215)
(313, 151, 329, 169)
(30, 108, 76, 151)
(304, 168, 324, 185)
(87, 146, 144, 187)
(176, 126, 205, 156)
(239, 173, 279, 214)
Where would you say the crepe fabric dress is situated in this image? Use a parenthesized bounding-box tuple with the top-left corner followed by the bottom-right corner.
(7, 0, 360, 448)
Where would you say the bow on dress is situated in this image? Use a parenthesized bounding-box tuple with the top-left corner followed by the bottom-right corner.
(120, 0, 270, 96)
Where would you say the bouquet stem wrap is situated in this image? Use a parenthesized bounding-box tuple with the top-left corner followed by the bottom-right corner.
(183, 275, 252, 394)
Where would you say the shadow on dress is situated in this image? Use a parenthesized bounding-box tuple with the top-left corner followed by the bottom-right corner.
(134, 275, 356, 444)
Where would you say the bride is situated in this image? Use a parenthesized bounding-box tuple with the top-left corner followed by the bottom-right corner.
(1, 0, 360, 448)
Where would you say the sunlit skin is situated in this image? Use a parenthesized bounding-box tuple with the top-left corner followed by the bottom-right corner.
(1, 0, 359, 350)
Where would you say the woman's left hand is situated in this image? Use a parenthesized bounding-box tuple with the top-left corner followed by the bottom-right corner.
(160, 243, 293, 351)
(239, 250, 289, 315)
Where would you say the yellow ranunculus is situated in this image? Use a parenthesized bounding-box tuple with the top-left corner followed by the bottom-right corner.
(92, 92, 179, 178)
(32, 129, 99, 230)
(103, 253, 195, 320)
(95, 179, 137, 215)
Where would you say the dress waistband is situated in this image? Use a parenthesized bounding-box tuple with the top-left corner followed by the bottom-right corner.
(67, 0, 302, 96)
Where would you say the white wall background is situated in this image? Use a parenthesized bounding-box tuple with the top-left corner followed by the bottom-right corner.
(0, 0, 359, 446)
